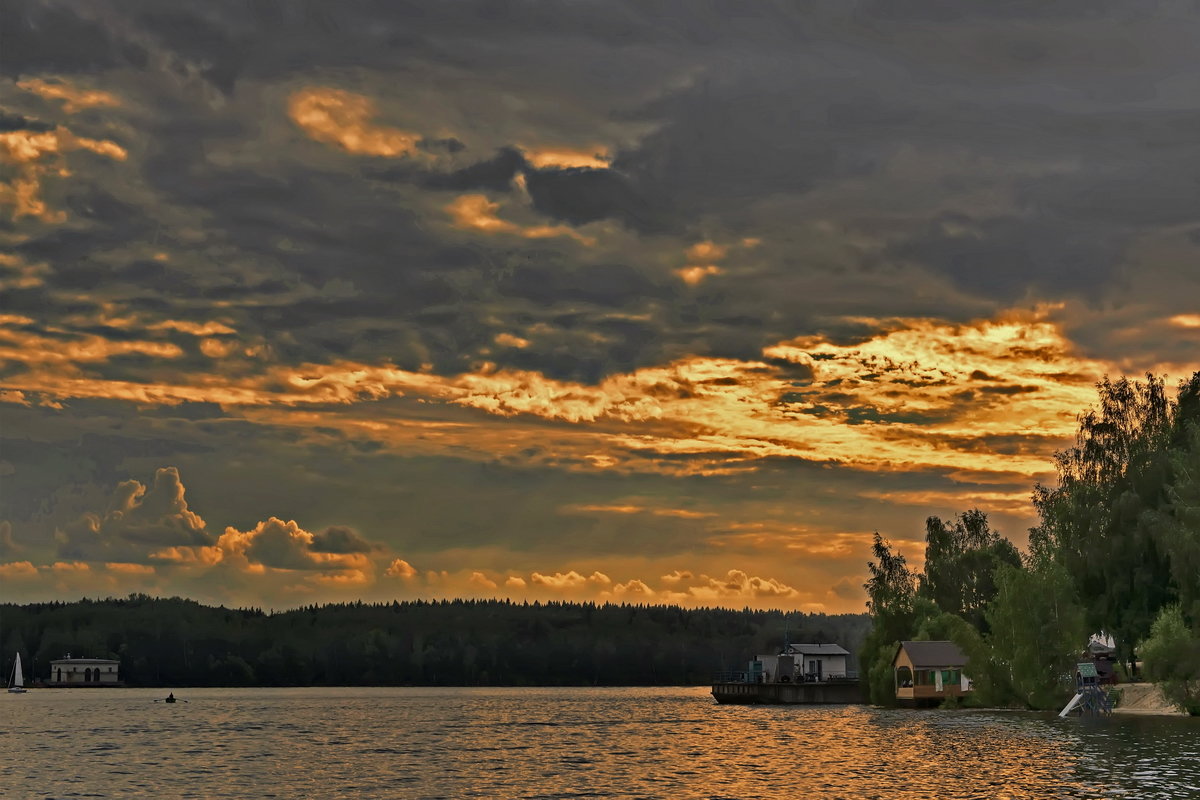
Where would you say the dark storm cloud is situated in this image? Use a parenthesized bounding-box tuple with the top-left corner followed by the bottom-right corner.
(415, 147, 528, 194)
(524, 166, 670, 233)
(0, 111, 53, 132)
(589, 5, 1200, 310)
(614, 75, 872, 218)
(854, 0, 1142, 25)
(763, 358, 816, 384)
(1017, 152, 1200, 231)
(499, 261, 666, 309)
(0, 1, 129, 77)
(886, 214, 1120, 302)
(8, 0, 1196, 611)
(138, 402, 227, 420)
(310, 525, 378, 554)
(0, 402, 221, 528)
(6, 1, 1199, 385)
(378, 150, 671, 234)
(783, 398, 959, 428)
(130, 6, 248, 95)
(138, 164, 438, 299)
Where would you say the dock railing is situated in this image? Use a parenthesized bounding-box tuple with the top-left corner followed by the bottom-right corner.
(713, 670, 760, 684)
(713, 670, 859, 684)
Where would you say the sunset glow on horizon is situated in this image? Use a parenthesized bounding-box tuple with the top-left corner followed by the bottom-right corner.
(3, 4, 1198, 613)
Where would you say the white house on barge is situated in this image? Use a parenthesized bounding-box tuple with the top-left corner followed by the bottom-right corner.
(713, 642, 862, 704)
(783, 642, 851, 682)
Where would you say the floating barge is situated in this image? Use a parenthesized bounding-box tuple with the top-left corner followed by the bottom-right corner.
(712, 676, 864, 705)
(712, 642, 865, 705)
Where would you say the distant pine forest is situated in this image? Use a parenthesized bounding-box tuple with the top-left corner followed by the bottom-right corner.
(0, 595, 870, 688)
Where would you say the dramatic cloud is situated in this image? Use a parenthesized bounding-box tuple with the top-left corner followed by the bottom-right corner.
(1, 1, 1197, 611)
(55, 467, 212, 563)
(524, 146, 610, 170)
(16, 77, 120, 113)
(0, 121, 127, 221)
(0, 560, 37, 579)
(445, 193, 596, 245)
(288, 87, 427, 159)
(385, 559, 418, 579)
(218, 517, 374, 573)
(531, 570, 612, 591)
(310, 526, 378, 555)
(659, 570, 802, 605)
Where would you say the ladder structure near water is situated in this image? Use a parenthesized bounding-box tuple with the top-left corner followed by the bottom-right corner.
(1059, 662, 1114, 717)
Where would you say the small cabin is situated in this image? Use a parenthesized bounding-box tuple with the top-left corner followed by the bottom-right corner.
(47, 656, 121, 686)
(782, 643, 851, 681)
(1082, 635, 1119, 685)
(754, 643, 852, 683)
(893, 640, 971, 707)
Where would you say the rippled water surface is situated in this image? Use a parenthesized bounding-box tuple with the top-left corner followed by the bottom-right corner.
(2, 686, 1198, 799)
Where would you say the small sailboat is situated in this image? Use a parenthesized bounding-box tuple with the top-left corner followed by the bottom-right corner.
(8, 652, 27, 693)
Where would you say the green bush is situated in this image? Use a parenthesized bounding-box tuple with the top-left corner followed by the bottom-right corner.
(1140, 605, 1200, 715)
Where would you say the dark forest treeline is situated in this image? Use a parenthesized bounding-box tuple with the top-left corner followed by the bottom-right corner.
(0, 595, 870, 688)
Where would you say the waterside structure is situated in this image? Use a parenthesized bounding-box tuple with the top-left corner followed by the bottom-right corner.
(892, 640, 972, 707)
(712, 642, 864, 705)
(45, 656, 122, 687)
(1059, 661, 1114, 716)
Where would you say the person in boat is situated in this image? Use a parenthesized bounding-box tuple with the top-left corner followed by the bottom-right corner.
(166, 692, 176, 703)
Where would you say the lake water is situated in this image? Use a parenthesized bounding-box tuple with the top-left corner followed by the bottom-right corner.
(2, 686, 1197, 799)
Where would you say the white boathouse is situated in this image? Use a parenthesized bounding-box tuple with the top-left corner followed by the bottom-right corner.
(48, 656, 121, 686)
(755, 643, 852, 683)
(782, 643, 851, 681)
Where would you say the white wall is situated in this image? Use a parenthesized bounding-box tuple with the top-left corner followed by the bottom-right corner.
(50, 662, 120, 684)
(793, 653, 848, 679)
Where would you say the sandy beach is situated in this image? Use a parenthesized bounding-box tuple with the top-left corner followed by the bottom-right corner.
(1112, 682, 1189, 716)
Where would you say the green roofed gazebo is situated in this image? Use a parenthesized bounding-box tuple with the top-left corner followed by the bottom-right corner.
(1076, 662, 1099, 686)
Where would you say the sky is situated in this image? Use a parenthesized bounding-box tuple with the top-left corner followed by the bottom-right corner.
(1, 1, 1198, 613)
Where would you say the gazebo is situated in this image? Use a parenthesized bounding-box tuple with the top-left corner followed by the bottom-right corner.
(893, 640, 972, 707)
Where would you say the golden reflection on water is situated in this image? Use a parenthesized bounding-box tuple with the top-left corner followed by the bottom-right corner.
(857, 708, 1082, 798)
(695, 705, 1089, 800)
(3, 687, 1197, 799)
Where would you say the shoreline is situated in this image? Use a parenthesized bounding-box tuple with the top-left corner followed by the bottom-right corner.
(1111, 682, 1188, 717)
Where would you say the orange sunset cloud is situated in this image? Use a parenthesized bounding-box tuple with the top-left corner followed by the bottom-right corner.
(288, 87, 426, 159)
(523, 145, 611, 169)
(1, 307, 1135, 484)
(446, 193, 596, 245)
(17, 77, 121, 113)
(0, 125, 126, 221)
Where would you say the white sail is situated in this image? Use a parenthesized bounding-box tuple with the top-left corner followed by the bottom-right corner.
(12, 653, 24, 688)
